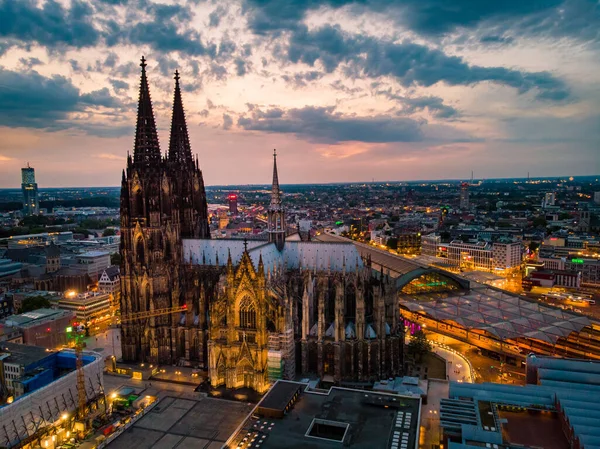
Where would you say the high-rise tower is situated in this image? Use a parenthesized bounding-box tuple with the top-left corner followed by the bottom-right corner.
(459, 182, 470, 210)
(21, 164, 39, 216)
(267, 149, 286, 251)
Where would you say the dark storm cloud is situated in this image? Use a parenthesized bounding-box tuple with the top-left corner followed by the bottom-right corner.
(285, 25, 570, 101)
(401, 96, 459, 119)
(0, 0, 219, 59)
(237, 105, 424, 143)
(244, 0, 561, 34)
(244, 0, 597, 44)
(0, 68, 123, 130)
(127, 21, 215, 57)
(378, 89, 460, 118)
(479, 35, 514, 45)
(0, 0, 101, 48)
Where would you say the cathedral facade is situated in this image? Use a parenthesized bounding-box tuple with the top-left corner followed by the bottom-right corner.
(120, 59, 403, 394)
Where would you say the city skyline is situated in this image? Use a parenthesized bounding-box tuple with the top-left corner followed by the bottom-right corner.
(0, 0, 599, 188)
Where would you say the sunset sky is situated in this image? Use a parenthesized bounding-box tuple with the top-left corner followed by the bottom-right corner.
(0, 0, 598, 187)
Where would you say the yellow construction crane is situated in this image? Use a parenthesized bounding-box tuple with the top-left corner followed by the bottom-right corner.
(67, 325, 88, 421)
(119, 304, 188, 323)
(118, 304, 189, 363)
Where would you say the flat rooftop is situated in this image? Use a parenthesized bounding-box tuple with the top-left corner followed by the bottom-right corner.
(499, 410, 569, 449)
(227, 382, 421, 449)
(0, 342, 50, 367)
(3, 308, 72, 327)
(107, 395, 252, 449)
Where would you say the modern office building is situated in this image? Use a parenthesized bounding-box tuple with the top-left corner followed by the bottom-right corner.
(73, 251, 111, 281)
(228, 193, 238, 215)
(1, 308, 74, 349)
(565, 257, 600, 287)
(0, 342, 55, 397)
(58, 291, 112, 324)
(542, 191, 556, 207)
(447, 240, 522, 272)
(4, 231, 73, 249)
(459, 182, 469, 210)
(21, 164, 39, 216)
(491, 240, 522, 270)
(441, 355, 600, 449)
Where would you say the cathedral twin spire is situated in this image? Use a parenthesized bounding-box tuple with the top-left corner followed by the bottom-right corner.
(168, 70, 194, 167)
(132, 57, 194, 169)
(133, 56, 161, 168)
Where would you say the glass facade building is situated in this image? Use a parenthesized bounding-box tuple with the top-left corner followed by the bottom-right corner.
(21, 165, 39, 216)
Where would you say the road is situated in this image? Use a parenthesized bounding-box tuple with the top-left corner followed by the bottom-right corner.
(427, 332, 526, 385)
(430, 341, 474, 383)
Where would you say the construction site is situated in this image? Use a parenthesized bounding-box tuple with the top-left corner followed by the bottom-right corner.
(0, 305, 181, 449)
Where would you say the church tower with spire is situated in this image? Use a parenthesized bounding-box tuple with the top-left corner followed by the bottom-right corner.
(267, 149, 286, 251)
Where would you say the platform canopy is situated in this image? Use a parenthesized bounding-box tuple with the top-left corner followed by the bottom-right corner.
(400, 286, 591, 343)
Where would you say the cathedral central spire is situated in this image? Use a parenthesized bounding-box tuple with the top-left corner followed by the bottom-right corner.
(268, 149, 286, 251)
(133, 57, 161, 169)
(168, 70, 193, 167)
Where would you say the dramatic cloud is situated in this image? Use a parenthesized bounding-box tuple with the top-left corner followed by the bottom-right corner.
(0, 0, 101, 49)
(0, 0, 597, 186)
(376, 89, 460, 118)
(245, 0, 599, 44)
(0, 68, 122, 130)
(286, 25, 570, 101)
(238, 106, 425, 143)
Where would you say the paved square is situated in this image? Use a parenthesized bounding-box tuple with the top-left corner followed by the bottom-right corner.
(107, 395, 252, 449)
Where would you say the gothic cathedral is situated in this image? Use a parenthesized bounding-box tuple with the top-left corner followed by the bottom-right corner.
(120, 59, 404, 394)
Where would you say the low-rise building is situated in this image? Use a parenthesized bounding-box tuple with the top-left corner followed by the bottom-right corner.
(1, 308, 74, 349)
(0, 342, 54, 397)
(72, 251, 111, 281)
(523, 269, 581, 290)
(0, 348, 104, 448)
(226, 380, 421, 449)
(58, 291, 111, 324)
(441, 356, 600, 449)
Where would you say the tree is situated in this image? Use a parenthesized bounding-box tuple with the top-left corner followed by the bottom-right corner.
(532, 216, 547, 228)
(103, 228, 116, 237)
(407, 330, 431, 363)
(386, 238, 398, 250)
(440, 231, 451, 242)
(20, 296, 51, 313)
(110, 253, 122, 266)
(529, 242, 540, 253)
